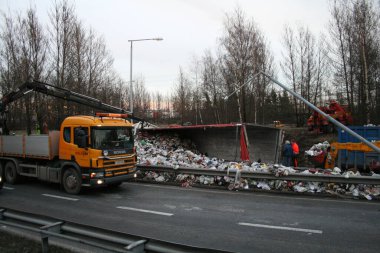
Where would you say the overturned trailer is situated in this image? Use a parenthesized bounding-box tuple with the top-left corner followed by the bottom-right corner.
(138, 123, 283, 164)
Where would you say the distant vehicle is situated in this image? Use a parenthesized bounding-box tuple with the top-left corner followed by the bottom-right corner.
(0, 81, 139, 194)
(273, 120, 284, 128)
(307, 100, 353, 133)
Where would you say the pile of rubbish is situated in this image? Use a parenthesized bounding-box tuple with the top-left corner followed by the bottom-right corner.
(305, 141, 330, 157)
(135, 133, 380, 200)
(137, 133, 225, 170)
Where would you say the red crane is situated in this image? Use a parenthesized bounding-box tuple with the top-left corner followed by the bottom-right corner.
(307, 100, 353, 133)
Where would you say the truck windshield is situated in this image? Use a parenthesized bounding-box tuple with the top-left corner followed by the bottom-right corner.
(92, 127, 134, 150)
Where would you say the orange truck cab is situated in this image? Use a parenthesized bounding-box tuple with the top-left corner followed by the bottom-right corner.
(58, 113, 137, 193)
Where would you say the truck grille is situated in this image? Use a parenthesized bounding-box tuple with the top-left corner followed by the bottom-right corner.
(102, 155, 136, 177)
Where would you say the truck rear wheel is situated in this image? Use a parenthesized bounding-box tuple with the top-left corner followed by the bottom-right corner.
(4, 161, 18, 184)
(62, 167, 81, 194)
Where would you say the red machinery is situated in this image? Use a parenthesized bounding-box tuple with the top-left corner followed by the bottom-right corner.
(307, 100, 353, 133)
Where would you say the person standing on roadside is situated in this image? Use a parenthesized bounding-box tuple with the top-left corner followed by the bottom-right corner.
(282, 140, 293, 167)
(291, 139, 299, 167)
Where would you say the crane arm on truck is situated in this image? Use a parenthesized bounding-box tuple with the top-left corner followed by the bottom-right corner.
(0, 80, 143, 134)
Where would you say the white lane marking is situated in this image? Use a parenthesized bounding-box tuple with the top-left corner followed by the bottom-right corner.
(183, 206, 202, 211)
(3, 186, 14, 190)
(42, 194, 79, 201)
(164, 204, 177, 210)
(117, 206, 173, 216)
(129, 183, 380, 206)
(238, 222, 323, 234)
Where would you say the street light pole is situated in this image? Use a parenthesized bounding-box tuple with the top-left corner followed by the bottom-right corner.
(129, 41, 133, 114)
(128, 37, 163, 115)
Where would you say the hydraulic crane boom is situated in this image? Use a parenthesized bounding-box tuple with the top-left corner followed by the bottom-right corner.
(0, 80, 142, 135)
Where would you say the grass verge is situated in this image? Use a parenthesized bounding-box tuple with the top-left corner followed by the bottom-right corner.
(0, 230, 73, 253)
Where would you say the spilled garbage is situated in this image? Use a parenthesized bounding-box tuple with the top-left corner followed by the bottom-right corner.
(135, 133, 380, 200)
(304, 141, 330, 157)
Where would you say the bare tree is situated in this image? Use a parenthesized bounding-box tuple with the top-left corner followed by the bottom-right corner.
(281, 25, 299, 125)
(173, 67, 192, 125)
(201, 50, 222, 123)
(281, 24, 328, 126)
(132, 76, 150, 118)
(24, 8, 49, 132)
(353, 0, 379, 123)
(0, 12, 20, 92)
(0, 12, 23, 132)
(70, 20, 87, 94)
(0, 7, 48, 133)
(0, 0, 130, 132)
(253, 38, 275, 124)
(220, 7, 274, 123)
(19, 8, 49, 133)
(48, 0, 75, 127)
(329, 0, 380, 124)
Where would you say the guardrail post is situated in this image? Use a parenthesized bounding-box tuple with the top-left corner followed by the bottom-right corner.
(125, 239, 147, 253)
(40, 221, 64, 253)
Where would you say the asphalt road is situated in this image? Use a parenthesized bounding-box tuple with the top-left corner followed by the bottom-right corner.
(0, 180, 380, 253)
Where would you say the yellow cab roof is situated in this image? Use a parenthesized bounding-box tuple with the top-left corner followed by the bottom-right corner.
(62, 115, 132, 127)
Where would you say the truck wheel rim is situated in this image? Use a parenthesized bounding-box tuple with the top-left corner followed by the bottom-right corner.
(7, 169, 13, 179)
(66, 175, 77, 189)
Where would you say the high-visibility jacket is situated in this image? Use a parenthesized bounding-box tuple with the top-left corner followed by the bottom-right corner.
(292, 142, 299, 154)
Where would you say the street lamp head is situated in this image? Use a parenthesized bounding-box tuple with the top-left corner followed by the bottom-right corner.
(128, 38, 163, 42)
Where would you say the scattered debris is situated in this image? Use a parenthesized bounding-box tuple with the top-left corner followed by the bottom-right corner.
(136, 133, 380, 200)
(305, 141, 330, 156)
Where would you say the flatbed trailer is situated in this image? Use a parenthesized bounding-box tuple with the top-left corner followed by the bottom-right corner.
(0, 131, 60, 159)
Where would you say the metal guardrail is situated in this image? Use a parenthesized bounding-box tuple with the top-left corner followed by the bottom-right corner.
(137, 164, 380, 185)
(0, 208, 233, 253)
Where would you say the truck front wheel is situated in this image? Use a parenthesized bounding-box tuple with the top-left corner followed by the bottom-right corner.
(62, 167, 81, 194)
(4, 161, 18, 184)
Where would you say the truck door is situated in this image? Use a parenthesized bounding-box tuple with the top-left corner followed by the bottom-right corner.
(73, 127, 90, 168)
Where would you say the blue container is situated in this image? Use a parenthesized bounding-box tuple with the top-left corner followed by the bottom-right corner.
(337, 126, 380, 170)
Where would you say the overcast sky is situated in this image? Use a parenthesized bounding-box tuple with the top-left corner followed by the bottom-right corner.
(1, 0, 331, 94)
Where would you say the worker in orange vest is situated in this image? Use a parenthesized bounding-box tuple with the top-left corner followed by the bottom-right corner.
(291, 139, 299, 167)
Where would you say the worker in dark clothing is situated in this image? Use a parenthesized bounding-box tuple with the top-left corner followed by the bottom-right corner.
(282, 140, 293, 167)
(291, 139, 300, 167)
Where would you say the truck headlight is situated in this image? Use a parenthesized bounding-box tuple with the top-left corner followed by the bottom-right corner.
(90, 172, 104, 178)
(103, 150, 109, 156)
